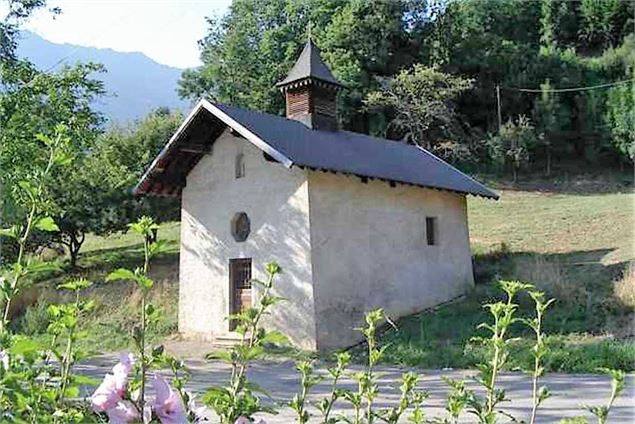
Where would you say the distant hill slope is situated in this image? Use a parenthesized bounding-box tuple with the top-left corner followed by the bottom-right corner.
(18, 31, 191, 123)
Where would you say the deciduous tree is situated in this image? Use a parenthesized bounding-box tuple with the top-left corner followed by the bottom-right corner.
(364, 64, 473, 156)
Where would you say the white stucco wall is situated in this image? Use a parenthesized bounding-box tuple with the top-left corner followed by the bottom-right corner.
(307, 172, 474, 350)
(179, 129, 317, 349)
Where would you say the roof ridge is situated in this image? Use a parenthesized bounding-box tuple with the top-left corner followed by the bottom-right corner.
(277, 40, 342, 88)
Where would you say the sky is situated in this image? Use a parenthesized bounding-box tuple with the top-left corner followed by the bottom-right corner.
(13, 0, 233, 69)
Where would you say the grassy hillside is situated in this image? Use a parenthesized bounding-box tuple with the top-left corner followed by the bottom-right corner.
(15, 222, 181, 353)
(374, 187, 635, 372)
(18, 182, 635, 371)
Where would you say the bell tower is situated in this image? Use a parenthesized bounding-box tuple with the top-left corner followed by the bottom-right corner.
(277, 40, 343, 131)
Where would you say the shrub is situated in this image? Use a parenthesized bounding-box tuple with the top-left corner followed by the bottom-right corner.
(486, 115, 543, 181)
(16, 297, 50, 336)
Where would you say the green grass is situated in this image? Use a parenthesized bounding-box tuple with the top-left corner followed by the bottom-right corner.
(14, 222, 181, 355)
(17, 182, 635, 371)
(468, 190, 633, 263)
(17, 279, 178, 355)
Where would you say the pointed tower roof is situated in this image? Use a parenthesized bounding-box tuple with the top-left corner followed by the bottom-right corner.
(277, 40, 343, 88)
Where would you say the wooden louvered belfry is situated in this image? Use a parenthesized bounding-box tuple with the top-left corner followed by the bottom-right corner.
(276, 40, 343, 131)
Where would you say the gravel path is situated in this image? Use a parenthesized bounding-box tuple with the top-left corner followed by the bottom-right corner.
(76, 349, 634, 423)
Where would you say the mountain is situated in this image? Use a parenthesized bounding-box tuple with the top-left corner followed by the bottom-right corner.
(17, 31, 190, 123)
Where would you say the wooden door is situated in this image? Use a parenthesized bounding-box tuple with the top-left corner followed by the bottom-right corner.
(229, 258, 252, 331)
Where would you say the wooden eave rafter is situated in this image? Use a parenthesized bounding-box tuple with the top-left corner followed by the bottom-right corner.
(278, 77, 342, 92)
(297, 165, 495, 199)
(134, 99, 294, 198)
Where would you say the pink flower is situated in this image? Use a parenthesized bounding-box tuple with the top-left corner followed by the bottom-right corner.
(152, 374, 187, 424)
(91, 374, 125, 412)
(106, 400, 139, 424)
(91, 353, 135, 415)
(113, 352, 135, 377)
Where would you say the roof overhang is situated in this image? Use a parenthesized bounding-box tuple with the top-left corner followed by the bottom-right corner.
(134, 99, 293, 197)
(135, 99, 497, 201)
(415, 146, 499, 200)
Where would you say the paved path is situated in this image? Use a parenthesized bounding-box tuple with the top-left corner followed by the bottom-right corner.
(77, 354, 634, 423)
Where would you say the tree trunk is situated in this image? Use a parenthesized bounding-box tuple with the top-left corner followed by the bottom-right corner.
(62, 229, 85, 269)
(69, 242, 80, 269)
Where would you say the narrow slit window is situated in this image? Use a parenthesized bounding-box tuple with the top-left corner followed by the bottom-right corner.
(426, 217, 437, 246)
(235, 153, 245, 179)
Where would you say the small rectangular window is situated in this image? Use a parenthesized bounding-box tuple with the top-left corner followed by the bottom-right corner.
(426, 217, 437, 246)
(235, 153, 245, 179)
(229, 258, 252, 331)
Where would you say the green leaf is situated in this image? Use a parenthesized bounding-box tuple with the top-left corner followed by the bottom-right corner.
(148, 239, 169, 258)
(9, 338, 42, 357)
(18, 180, 37, 200)
(36, 133, 53, 146)
(0, 226, 20, 239)
(205, 351, 233, 362)
(53, 151, 73, 166)
(137, 274, 154, 290)
(106, 268, 153, 290)
(34, 217, 59, 232)
(57, 278, 92, 291)
(106, 268, 136, 282)
(63, 385, 80, 399)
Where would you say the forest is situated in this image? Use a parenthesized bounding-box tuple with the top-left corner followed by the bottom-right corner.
(180, 0, 634, 169)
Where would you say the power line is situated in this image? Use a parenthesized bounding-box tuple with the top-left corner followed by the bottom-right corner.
(502, 78, 635, 93)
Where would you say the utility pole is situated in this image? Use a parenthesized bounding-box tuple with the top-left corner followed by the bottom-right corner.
(496, 84, 502, 132)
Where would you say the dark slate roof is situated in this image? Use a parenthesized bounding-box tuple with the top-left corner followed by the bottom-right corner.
(135, 100, 498, 199)
(214, 103, 497, 198)
(276, 40, 343, 88)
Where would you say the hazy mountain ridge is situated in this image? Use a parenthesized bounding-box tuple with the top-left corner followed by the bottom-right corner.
(18, 31, 190, 122)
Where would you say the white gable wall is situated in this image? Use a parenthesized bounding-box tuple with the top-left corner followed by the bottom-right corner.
(179, 129, 317, 349)
(307, 171, 474, 350)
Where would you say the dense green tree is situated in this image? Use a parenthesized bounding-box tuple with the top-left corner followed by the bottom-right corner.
(532, 80, 569, 175)
(313, 0, 426, 133)
(179, 0, 426, 134)
(180, 0, 633, 168)
(604, 81, 634, 161)
(579, 0, 630, 52)
(47, 109, 183, 267)
(1, 1, 105, 266)
(0, 61, 105, 252)
(364, 64, 473, 159)
(426, 0, 633, 166)
(178, 0, 310, 113)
